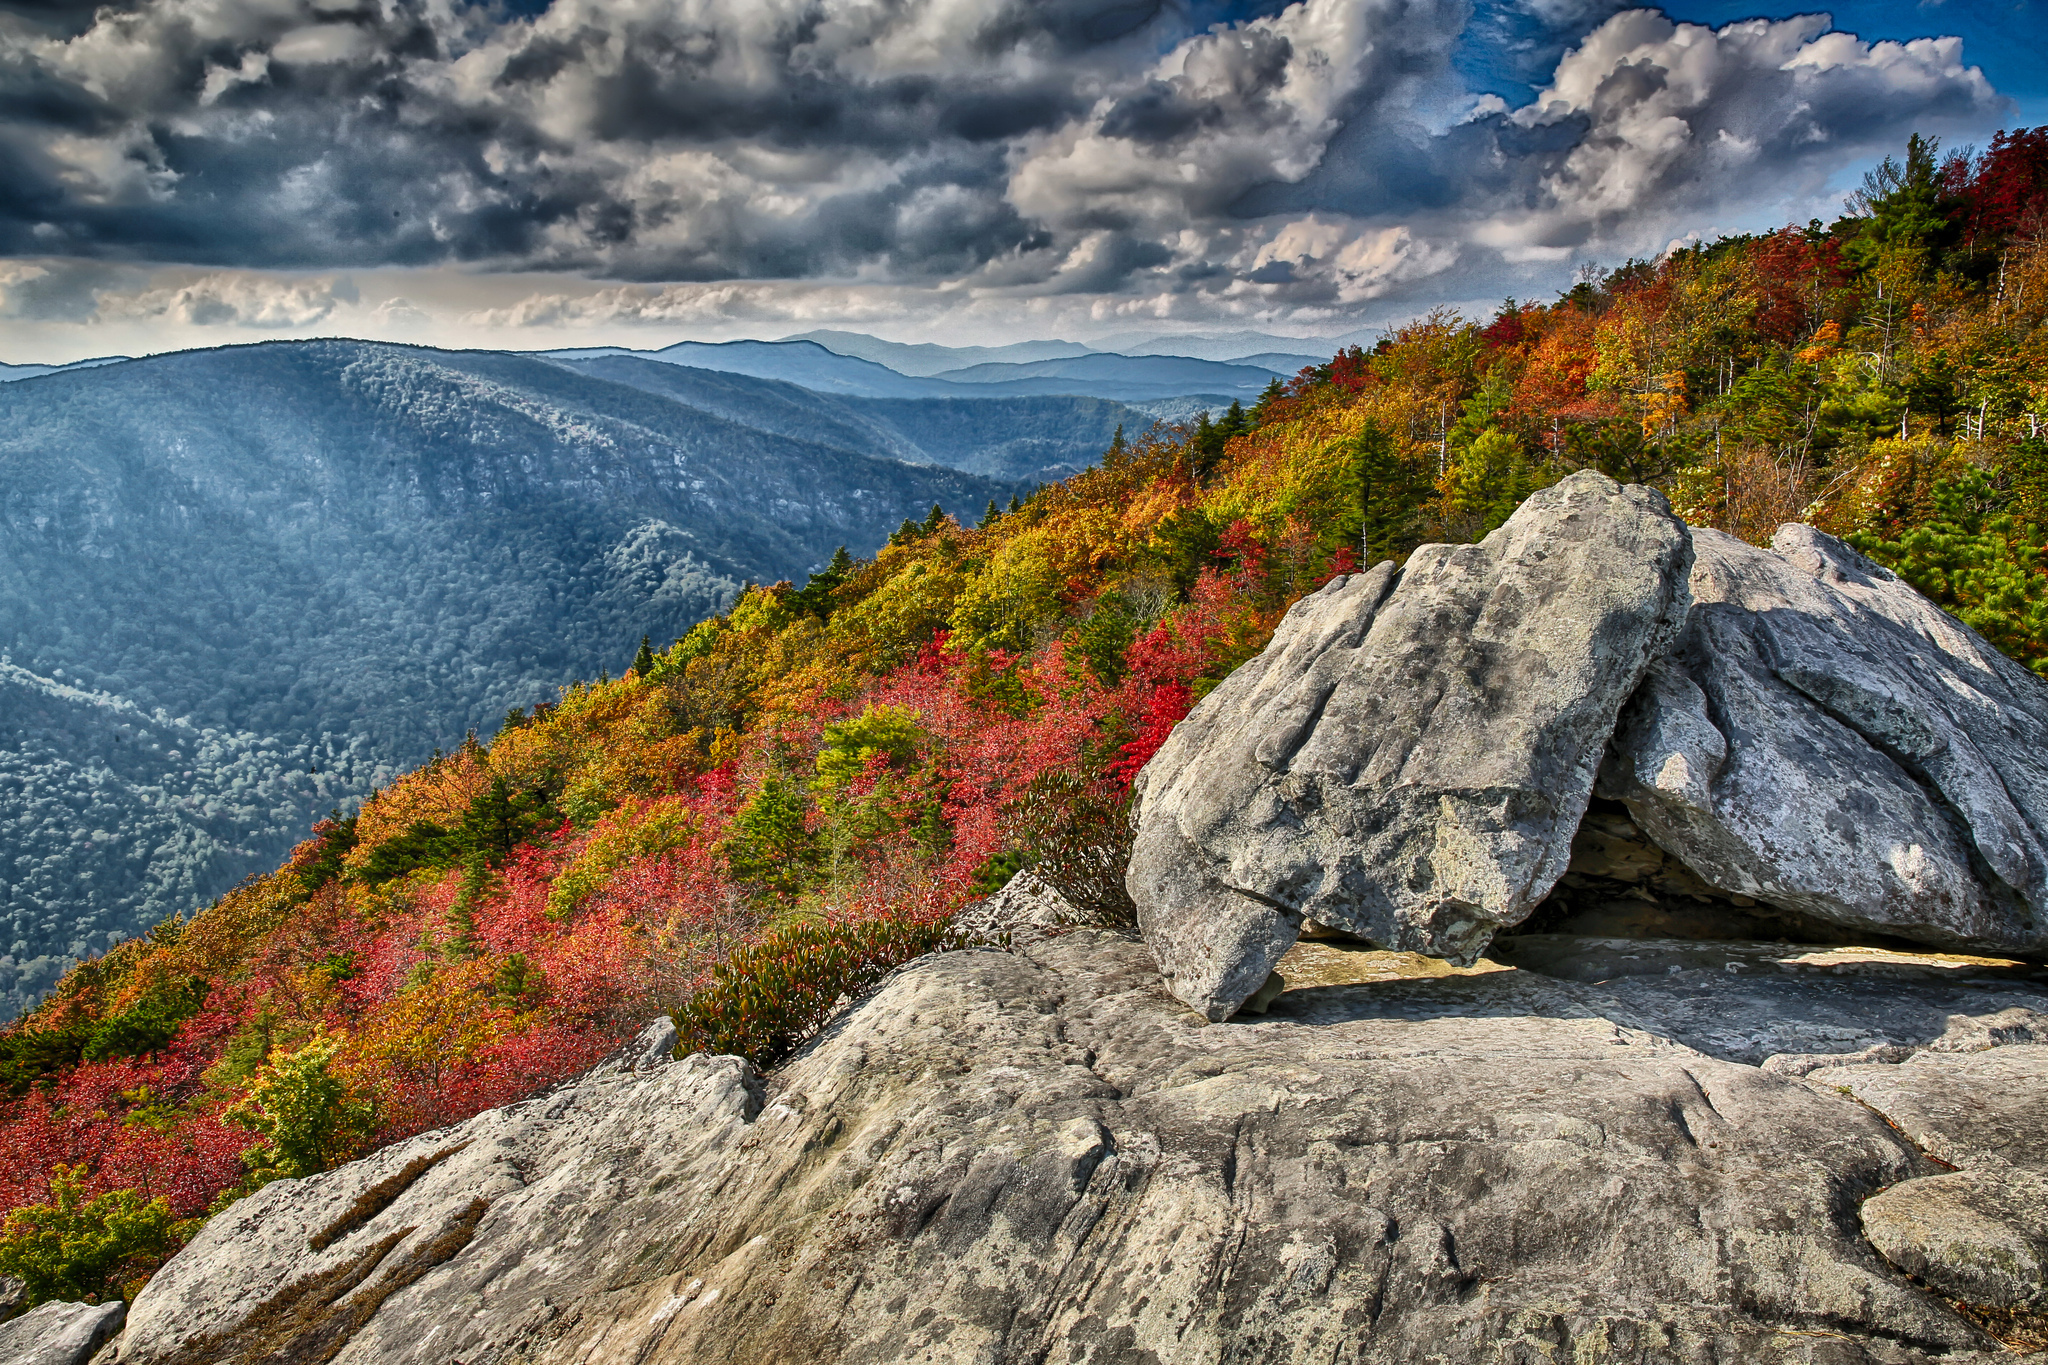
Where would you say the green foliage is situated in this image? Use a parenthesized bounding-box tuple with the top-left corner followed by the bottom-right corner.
(223, 1028, 374, 1185)
(813, 706, 925, 791)
(1146, 508, 1223, 595)
(1074, 591, 1141, 685)
(296, 813, 359, 896)
(723, 777, 819, 899)
(1850, 468, 2048, 671)
(356, 819, 460, 885)
(0, 1023, 92, 1097)
(0, 1166, 189, 1306)
(790, 546, 856, 620)
(1444, 429, 1553, 540)
(969, 849, 1030, 897)
(356, 777, 558, 886)
(81, 977, 208, 1063)
(672, 914, 968, 1067)
(631, 636, 657, 678)
(1845, 133, 1954, 269)
(1349, 420, 1428, 561)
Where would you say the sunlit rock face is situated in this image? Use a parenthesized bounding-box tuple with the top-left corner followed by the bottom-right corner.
(1127, 470, 1695, 1020)
(1601, 525, 2048, 958)
(90, 932, 2048, 1364)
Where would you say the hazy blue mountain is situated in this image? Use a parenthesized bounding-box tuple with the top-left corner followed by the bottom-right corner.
(0, 339, 1008, 1015)
(555, 354, 1149, 481)
(929, 353, 1278, 401)
(542, 338, 956, 397)
(0, 355, 132, 382)
(1092, 330, 1353, 361)
(782, 330, 1094, 377)
(1229, 352, 1327, 374)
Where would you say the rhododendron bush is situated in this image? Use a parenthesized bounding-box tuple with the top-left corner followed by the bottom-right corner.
(10, 148, 2048, 1303)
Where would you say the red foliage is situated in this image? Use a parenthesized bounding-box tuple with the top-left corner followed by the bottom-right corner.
(1747, 229, 1850, 345)
(1327, 346, 1372, 393)
(1960, 126, 2048, 240)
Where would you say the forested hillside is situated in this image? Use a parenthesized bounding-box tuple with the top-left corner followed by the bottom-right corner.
(3, 130, 2046, 1311)
(0, 341, 1012, 1014)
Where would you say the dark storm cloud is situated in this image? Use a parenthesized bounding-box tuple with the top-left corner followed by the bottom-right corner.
(0, 0, 2011, 307)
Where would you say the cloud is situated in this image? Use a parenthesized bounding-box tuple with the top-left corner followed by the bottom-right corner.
(0, 0, 2013, 330)
(0, 260, 355, 325)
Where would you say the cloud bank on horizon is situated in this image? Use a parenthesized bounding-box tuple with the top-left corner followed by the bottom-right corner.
(0, 0, 2026, 356)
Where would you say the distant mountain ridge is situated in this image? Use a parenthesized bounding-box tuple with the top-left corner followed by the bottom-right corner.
(0, 355, 131, 382)
(778, 330, 1094, 377)
(547, 337, 1291, 403)
(0, 339, 1011, 1014)
(555, 354, 1149, 481)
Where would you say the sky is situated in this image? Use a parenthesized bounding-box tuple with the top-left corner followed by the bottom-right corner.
(0, 0, 2041, 362)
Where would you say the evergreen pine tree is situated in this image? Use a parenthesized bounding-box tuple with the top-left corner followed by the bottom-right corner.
(982, 499, 1000, 527)
(1007, 494, 1022, 513)
(631, 635, 655, 678)
(921, 503, 946, 534)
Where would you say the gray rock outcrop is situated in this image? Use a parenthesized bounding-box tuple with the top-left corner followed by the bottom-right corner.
(1812, 1044, 2048, 1325)
(1602, 526, 2048, 957)
(0, 1300, 123, 1365)
(95, 935, 2048, 1364)
(1131, 485, 2048, 1021)
(1129, 470, 1694, 1019)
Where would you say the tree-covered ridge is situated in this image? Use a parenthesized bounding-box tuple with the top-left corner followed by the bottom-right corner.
(0, 340, 1018, 1015)
(4, 129, 2048, 1309)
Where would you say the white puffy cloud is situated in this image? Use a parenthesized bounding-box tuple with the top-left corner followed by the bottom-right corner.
(0, 0, 2013, 345)
(1489, 11, 2000, 251)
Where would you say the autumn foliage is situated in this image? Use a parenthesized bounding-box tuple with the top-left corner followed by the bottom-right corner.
(7, 129, 2048, 1308)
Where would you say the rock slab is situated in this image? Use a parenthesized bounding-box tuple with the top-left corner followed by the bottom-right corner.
(1129, 470, 1693, 1018)
(0, 1301, 123, 1365)
(99, 936, 2048, 1365)
(1602, 526, 2048, 956)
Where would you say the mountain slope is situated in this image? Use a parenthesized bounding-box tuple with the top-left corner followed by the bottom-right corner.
(0, 340, 1008, 1012)
(0, 356, 131, 383)
(542, 339, 956, 397)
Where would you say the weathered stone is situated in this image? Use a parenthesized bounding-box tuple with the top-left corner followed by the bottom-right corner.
(1602, 526, 2048, 958)
(102, 937, 2048, 1365)
(1130, 471, 1693, 1019)
(951, 869, 1078, 944)
(1810, 1046, 2048, 1327)
(1860, 1170, 2048, 1311)
(0, 1300, 124, 1365)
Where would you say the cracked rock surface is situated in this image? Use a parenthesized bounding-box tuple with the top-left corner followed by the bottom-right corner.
(0, 1301, 124, 1365)
(1128, 470, 1693, 1019)
(95, 935, 2048, 1365)
(1812, 1045, 2048, 1321)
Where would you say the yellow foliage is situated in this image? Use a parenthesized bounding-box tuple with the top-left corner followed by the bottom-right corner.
(546, 797, 703, 918)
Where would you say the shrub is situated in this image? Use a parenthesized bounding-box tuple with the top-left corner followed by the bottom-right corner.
(673, 914, 968, 1067)
(0, 1165, 189, 1305)
(223, 1029, 375, 1184)
(1013, 771, 1138, 929)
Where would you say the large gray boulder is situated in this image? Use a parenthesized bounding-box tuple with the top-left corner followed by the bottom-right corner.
(1601, 526, 2048, 958)
(1128, 470, 1694, 1019)
(96, 935, 2048, 1365)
